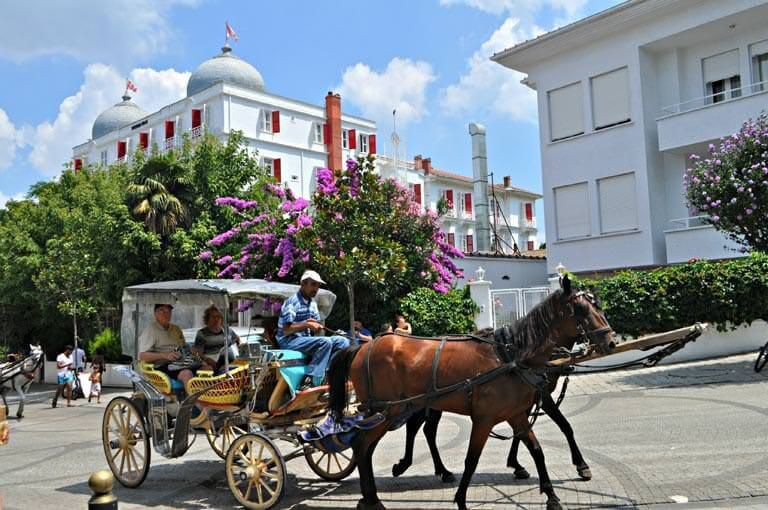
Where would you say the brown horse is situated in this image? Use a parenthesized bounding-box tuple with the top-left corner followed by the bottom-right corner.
(328, 276, 614, 510)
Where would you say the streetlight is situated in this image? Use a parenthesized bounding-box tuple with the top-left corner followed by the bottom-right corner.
(556, 262, 566, 276)
(475, 266, 486, 282)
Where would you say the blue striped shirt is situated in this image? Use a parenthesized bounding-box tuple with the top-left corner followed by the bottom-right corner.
(277, 291, 320, 342)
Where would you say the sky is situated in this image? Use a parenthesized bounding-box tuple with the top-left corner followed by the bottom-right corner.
(0, 0, 622, 243)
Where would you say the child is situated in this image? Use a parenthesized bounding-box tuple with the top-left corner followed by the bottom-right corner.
(88, 365, 102, 403)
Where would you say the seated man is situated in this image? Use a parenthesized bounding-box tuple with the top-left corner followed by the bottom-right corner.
(138, 304, 195, 387)
(277, 270, 350, 389)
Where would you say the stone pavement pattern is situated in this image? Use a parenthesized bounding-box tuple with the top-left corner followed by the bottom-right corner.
(0, 352, 766, 509)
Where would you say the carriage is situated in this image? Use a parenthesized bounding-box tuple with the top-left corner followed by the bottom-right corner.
(102, 279, 357, 509)
(1, 344, 43, 419)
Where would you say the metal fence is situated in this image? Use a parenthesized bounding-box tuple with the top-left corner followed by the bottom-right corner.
(491, 287, 550, 328)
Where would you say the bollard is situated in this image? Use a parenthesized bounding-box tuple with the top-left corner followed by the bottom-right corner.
(88, 470, 118, 510)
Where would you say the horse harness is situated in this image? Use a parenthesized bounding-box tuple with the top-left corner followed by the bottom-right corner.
(0, 353, 42, 390)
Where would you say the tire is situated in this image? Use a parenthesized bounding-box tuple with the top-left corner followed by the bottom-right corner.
(206, 418, 248, 460)
(102, 396, 151, 488)
(225, 433, 286, 510)
(304, 446, 357, 481)
(755, 343, 768, 373)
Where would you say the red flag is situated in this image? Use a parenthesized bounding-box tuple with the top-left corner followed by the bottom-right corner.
(225, 21, 238, 43)
(126, 80, 138, 93)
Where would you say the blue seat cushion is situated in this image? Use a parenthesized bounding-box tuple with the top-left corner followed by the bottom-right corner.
(266, 349, 309, 397)
(170, 378, 184, 391)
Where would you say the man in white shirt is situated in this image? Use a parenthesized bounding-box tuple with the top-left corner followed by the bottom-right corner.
(52, 345, 74, 408)
(138, 304, 194, 386)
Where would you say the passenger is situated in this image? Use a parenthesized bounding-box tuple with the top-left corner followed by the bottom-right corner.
(350, 320, 373, 345)
(193, 305, 241, 372)
(386, 313, 413, 335)
(138, 304, 194, 386)
(277, 270, 350, 389)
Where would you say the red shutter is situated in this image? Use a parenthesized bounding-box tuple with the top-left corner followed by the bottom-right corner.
(139, 132, 149, 149)
(369, 134, 377, 154)
(445, 190, 454, 208)
(165, 120, 175, 139)
(74, 159, 82, 171)
(525, 203, 533, 220)
(466, 235, 474, 253)
(464, 193, 472, 213)
(191, 109, 202, 128)
(117, 141, 127, 159)
(348, 129, 357, 149)
(323, 124, 330, 145)
(527, 240, 535, 251)
(271, 111, 280, 133)
(447, 233, 455, 247)
(413, 183, 422, 205)
(273, 158, 282, 182)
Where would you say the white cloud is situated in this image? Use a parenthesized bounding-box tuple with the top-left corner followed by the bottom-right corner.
(0, 0, 198, 64)
(0, 191, 25, 209)
(440, 0, 586, 18)
(337, 58, 437, 129)
(0, 109, 20, 171)
(26, 64, 189, 176)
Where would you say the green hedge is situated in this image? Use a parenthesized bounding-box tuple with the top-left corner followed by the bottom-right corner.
(576, 252, 768, 337)
(398, 287, 479, 337)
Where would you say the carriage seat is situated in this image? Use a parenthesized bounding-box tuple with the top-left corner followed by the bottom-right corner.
(266, 350, 311, 397)
(186, 363, 249, 409)
(138, 361, 184, 395)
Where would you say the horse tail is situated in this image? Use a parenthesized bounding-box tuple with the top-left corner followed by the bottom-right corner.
(328, 345, 362, 419)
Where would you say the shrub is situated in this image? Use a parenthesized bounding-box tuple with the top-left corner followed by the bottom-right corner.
(577, 252, 768, 336)
(88, 328, 122, 363)
(398, 287, 479, 337)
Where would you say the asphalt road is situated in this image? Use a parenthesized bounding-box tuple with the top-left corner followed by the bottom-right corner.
(1, 357, 767, 509)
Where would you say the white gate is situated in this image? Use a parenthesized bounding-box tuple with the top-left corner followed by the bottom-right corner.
(491, 287, 550, 329)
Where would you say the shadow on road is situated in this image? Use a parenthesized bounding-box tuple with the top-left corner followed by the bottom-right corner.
(608, 356, 767, 390)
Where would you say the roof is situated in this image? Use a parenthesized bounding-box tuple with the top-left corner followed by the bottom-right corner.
(427, 166, 542, 198)
(464, 251, 547, 260)
(92, 95, 148, 139)
(187, 45, 265, 97)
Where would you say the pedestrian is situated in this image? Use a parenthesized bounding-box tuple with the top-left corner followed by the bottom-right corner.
(52, 345, 75, 408)
(73, 343, 87, 374)
(88, 365, 102, 403)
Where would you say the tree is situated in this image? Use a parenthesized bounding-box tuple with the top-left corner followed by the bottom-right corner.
(685, 113, 768, 252)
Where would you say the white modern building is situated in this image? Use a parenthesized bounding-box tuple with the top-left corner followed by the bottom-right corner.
(493, 0, 768, 274)
(73, 44, 540, 255)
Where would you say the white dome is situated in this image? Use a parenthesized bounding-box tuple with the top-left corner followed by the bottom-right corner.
(187, 46, 265, 97)
(92, 96, 147, 139)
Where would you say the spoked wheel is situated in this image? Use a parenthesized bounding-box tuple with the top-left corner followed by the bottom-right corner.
(225, 433, 286, 510)
(102, 396, 151, 488)
(206, 418, 248, 459)
(755, 342, 768, 373)
(304, 446, 357, 481)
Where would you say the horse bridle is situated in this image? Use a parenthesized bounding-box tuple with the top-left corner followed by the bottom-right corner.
(566, 291, 613, 347)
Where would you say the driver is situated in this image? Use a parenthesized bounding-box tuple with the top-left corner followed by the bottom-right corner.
(277, 270, 350, 389)
(138, 304, 195, 386)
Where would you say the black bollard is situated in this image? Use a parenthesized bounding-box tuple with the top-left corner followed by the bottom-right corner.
(88, 471, 118, 510)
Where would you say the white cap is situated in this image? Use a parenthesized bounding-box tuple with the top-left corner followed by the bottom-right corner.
(300, 270, 326, 284)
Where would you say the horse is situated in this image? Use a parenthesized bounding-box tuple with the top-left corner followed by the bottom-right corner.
(1, 344, 44, 419)
(329, 276, 614, 510)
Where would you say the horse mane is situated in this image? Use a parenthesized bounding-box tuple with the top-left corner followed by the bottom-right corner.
(493, 289, 563, 363)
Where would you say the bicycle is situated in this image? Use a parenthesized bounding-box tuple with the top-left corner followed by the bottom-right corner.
(754, 339, 768, 373)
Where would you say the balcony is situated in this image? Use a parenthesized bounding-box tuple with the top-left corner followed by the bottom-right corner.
(116, 156, 127, 163)
(664, 215, 744, 264)
(164, 136, 177, 151)
(191, 125, 203, 139)
(460, 211, 474, 221)
(521, 218, 537, 229)
(444, 209, 457, 219)
(657, 81, 768, 152)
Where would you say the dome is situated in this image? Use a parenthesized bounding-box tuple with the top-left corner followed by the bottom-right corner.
(91, 95, 147, 139)
(187, 45, 265, 97)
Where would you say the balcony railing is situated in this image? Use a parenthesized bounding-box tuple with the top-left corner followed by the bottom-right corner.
(522, 218, 537, 229)
(191, 125, 203, 139)
(659, 79, 768, 116)
(444, 209, 456, 218)
(116, 156, 127, 163)
(164, 136, 177, 151)
(668, 215, 710, 230)
(461, 211, 474, 221)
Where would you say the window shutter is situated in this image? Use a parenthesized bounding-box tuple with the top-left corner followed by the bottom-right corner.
(139, 132, 149, 149)
(591, 67, 630, 129)
(548, 82, 584, 141)
(527, 240, 535, 251)
(271, 111, 280, 133)
(323, 124, 330, 145)
(447, 233, 455, 247)
(413, 183, 422, 205)
(445, 190, 454, 208)
(369, 134, 377, 154)
(191, 109, 202, 128)
(273, 158, 282, 182)
(348, 129, 357, 149)
(74, 159, 82, 171)
(703, 50, 740, 83)
(525, 203, 533, 220)
(464, 193, 472, 213)
(165, 120, 174, 139)
(117, 141, 127, 159)
(554, 182, 590, 239)
(466, 235, 474, 253)
(598, 172, 637, 233)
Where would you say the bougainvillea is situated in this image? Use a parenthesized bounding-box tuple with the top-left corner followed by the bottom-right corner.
(685, 113, 768, 252)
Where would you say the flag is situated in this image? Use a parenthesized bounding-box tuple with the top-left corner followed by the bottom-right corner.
(225, 21, 238, 43)
(126, 80, 138, 93)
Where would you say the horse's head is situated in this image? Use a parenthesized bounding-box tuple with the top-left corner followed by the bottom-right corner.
(23, 344, 44, 372)
(557, 275, 615, 355)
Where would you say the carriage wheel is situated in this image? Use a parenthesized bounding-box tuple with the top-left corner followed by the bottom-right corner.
(755, 343, 768, 373)
(206, 418, 248, 459)
(304, 446, 357, 481)
(225, 433, 286, 510)
(102, 396, 151, 488)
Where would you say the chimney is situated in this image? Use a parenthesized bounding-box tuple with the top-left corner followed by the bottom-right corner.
(469, 123, 491, 253)
(414, 154, 422, 171)
(503, 176, 511, 188)
(422, 157, 432, 174)
(325, 92, 342, 170)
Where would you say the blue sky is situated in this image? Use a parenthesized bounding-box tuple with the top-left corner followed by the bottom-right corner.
(0, 0, 622, 243)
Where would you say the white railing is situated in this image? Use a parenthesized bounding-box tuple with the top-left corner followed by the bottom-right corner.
(116, 156, 127, 163)
(191, 125, 203, 139)
(461, 211, 474, 220)
(376, 155, 416, 170)
(164, 136, 176, 150)
(659, 79, 768, 116)
(522, 218, 537, 229)
(668, 215, 710, 230)
(491, 287, 550, 328)
(445, 208, 456, 218)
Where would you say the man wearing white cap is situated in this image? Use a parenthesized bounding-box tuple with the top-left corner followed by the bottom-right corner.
(277, 270, 350, 388)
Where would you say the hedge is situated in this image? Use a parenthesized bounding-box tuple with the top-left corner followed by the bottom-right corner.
(398, 287, 479, 337)
(576, 252, 768, 337)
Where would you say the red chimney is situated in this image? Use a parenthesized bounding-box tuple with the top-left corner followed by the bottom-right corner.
(414, 154, 422, 170)
(503, 176, 511, 188)
(325, 92, 342, 170)
(423, 157, 432, 174)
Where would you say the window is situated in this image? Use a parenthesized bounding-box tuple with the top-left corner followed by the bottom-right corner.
(117, 141, 127, 160)
(443, 189, 454, 210)
(191, 109, 202, 129)
(525, 203, 533, 221)
(260, 110, 272, 132)
(554, 182, 590, 240)
(598, 172, 638, 233)
(314, 123, 324, 144)
(139, 132, 149, 150)
(591, 67, 630, 129)
(358, 133, 368, 153)
(548, 82, 584, 141)
(755, 53, 768, 90)
(447, 232, 455, 247)
(464, 234, 474, 253)
(348, 129, 357, 149)
(74, 158, 83, 171)
(262, 157, 274, 175)
(342, 129, 348, 149)
(164, 120, 175, 140)
(100, 150, 107, 166)
(464, 193, 472, 216)
(409, 183, 422, 205)
(703, 50, 740, 103)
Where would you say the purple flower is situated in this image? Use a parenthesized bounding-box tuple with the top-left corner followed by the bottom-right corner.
(199, 250, 212, 261)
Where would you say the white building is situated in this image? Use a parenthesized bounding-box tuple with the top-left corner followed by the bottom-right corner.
(73, 44, 540, 255)
(493, 0, 768, 274)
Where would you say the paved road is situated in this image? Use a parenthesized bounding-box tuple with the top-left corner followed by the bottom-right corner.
(1, 353, 767, 509)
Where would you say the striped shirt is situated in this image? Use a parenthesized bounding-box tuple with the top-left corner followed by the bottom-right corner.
(277, 291, 320, 342)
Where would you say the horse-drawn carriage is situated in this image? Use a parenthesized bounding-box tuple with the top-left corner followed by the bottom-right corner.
(1, 344, 43, 419)
(102, 279, 356, 509)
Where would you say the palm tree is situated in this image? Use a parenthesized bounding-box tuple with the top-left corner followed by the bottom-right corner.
(127, 154, 195, 237)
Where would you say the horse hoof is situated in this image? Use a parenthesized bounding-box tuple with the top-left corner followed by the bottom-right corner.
(357, 499, 386, 510)
(392, 461, 408, 477)
(546, 499, 562, 510)
(514, 467, 530, 479)
(440, 471, 456, 483)
(577, 464, 592, 481)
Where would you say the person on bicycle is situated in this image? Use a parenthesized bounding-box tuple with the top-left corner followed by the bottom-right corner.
(138, 304, 195, 386)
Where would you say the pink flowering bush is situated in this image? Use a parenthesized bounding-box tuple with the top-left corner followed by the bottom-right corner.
(685, 113, 768, 252)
